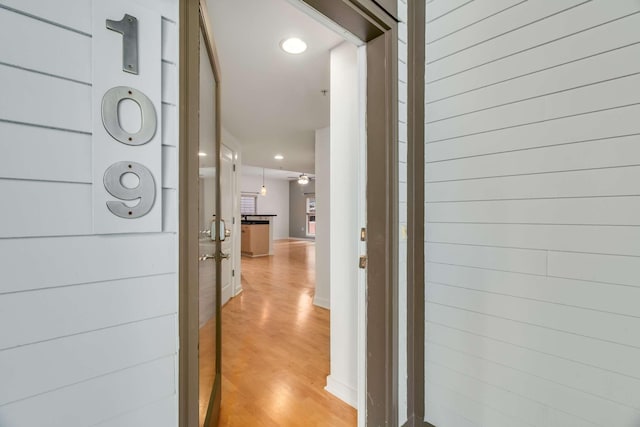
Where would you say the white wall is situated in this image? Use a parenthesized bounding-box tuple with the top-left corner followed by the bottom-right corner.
(289, 179, 316, 239)
(397, 0, 408, 425)
(424, 1, 640, 426)
(240, 174, 290, 240)
(326, 42, 360, 408)
(222, 127, 243, 297)
(0, 1, 179, 426)
(314, 127, 330, 309)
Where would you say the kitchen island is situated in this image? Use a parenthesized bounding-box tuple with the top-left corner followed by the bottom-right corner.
(241, 214, 276, 256)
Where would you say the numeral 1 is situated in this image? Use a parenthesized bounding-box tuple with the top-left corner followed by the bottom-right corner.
(106, 14, 139, 74)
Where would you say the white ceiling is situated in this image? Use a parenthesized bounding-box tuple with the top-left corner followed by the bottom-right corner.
(207, 0, 346, 174)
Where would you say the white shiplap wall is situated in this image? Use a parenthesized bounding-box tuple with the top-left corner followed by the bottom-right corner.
(0, 1, 179, 426)
(424, 0, 640, 426)
(398, 0, 409, 426)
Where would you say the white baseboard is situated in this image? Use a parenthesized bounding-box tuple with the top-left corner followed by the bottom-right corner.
(222, 284, 233, 306)
(325, 375, 357, 408)
(313, 296, 330, 310)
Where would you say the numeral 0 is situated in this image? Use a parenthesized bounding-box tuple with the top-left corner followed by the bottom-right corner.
(104, 161, 156, 218)
(102, 86, 157, 146)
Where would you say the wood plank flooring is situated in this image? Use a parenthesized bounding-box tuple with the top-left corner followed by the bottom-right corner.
(218, 239, 357, 426)
(199, 316, 217, 426)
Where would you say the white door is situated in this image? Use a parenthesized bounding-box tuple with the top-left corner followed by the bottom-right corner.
(220, 144, 234, 305)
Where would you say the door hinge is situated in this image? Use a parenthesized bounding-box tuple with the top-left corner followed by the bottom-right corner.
(359, 255, 367, 269)
(233, 164, 236, 172)
(360, 227, 367, 241)
(232, 269, 235, 277)
(233, 217, 235, 224)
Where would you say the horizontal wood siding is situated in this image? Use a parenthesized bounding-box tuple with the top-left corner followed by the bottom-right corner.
(398, 0, 409, 425)
(0, 0, 179, 425)
(424, 1, 640, 426)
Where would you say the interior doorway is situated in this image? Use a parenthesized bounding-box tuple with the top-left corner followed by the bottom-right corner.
(212, 0, 367, 423)
(221, 0, 366, 424)
(179, 0, 399, 426)
(211, 0, 366, 418)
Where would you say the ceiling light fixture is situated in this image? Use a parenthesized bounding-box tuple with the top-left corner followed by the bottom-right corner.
(198, 152, 207, 157)
(280, 37, 307, 54)
(274, 154, 284, 160)
(260, 168, 267, 196)
(298, 174, 309, 185)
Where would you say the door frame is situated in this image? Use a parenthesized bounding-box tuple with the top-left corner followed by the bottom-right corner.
(201, 3, 223, 426)
(178, 0, 223, 426)
(405, 1, 427, 426)
(178, 0, 200, 425)
(179, 0, 402, 426)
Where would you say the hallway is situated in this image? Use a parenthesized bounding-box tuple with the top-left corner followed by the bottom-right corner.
(218, 240, 356, 426)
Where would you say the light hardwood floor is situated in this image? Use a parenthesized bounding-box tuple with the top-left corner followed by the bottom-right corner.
(218, 239, 357, 426)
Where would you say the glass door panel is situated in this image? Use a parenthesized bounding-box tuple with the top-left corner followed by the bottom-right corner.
(198, 24, 221, 427)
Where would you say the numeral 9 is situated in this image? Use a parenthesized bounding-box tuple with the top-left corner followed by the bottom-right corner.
(104, 161, 156, 218)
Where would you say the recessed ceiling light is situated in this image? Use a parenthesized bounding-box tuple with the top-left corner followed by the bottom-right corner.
(198, 152, 207, 157)
(280, 37, 307, 54)
(274, 154, 284, 160)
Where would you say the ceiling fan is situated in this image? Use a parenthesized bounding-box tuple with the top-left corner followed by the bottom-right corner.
(288, 173, 314, 185)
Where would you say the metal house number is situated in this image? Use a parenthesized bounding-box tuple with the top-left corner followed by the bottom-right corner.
(106, 14, 139, 74)
(104, 161, 156, 218)
(101, 13, 157, 219)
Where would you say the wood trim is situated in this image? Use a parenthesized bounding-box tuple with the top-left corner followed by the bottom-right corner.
(179, 1, 224, 426)
(406, 0, 427, 425)
(178, 0, 201, 426)
(199, 0, 222, 81)
(371, 0, 399, 20)
(203, 375, 221, 427)
(366, 29, 399, 426)
(302, 0, 395, 41)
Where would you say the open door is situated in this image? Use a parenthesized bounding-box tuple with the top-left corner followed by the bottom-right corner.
(198, 2, 224, 426)
(182, 0, 398, 425)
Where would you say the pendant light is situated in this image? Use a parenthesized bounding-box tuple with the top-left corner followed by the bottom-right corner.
(298, 174, 309, 185)
(260, 168, 267, 196)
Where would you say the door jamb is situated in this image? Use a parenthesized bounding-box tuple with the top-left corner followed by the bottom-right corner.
(178, 0, 200, 426)
(178, 0, 224, 426)
(405, 0, 427, 426)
